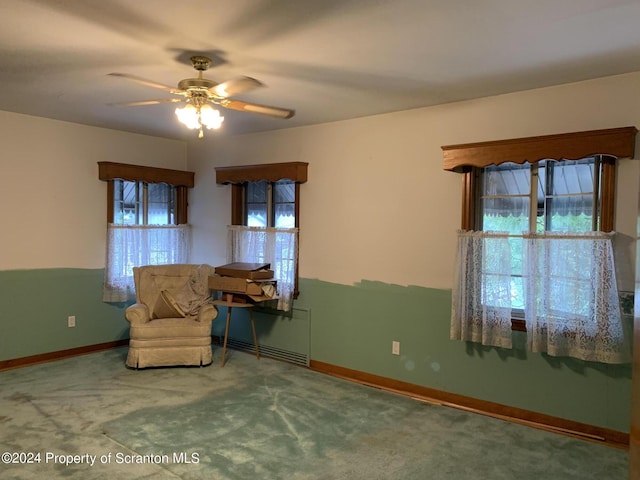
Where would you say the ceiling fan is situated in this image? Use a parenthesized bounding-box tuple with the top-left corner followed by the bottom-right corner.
(109, 55, 295, 138)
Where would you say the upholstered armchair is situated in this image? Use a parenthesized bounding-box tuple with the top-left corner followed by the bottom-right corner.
(125, 264, 218, 369)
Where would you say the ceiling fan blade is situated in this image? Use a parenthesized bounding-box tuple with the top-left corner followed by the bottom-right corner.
(108, 73, 181, 93)
(109, 98, 184, 107)
(220, 99, 295, 119)
(210, 76, 263, 98)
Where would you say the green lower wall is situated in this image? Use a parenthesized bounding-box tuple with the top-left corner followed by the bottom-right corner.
(0, 269, 129, 361)
(295, 278, 632, 433)
(0, 269, 632, 433)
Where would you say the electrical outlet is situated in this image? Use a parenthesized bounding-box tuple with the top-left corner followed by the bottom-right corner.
(392, 341, 400, 355)
(68, 315, 76, 328)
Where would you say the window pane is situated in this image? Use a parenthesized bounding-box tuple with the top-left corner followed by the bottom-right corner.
(148, 183, 175, 225)
(275, 203, 295, 228)
(274, 180, 296, 228)
(480, 197, 529, 233)
(274, 181, 295, 202)
(246, 181, 268, 226)
(482, 163, 530, 196)
(113, 179, 124, 223)
(546, 159, 594, 196)
(542, 158, 596, 232)
(247, 205, 267, 227)
(480, 163, 530, 233)
(546, 196, 593, 232)
(113, 180, 140, 225)
(247, 181, 267, 202)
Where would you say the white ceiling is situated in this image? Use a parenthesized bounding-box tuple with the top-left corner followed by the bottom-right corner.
(1, 0, 639, 140)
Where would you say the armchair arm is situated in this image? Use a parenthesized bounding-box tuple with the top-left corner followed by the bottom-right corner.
(125, 303, 151, 325)
(196, 303, 218, 325)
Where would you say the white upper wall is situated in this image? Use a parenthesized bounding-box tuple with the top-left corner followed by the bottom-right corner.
(188, 71, 640, 291)
(0, 111, 187, 271)
(4, 71, 636, 286)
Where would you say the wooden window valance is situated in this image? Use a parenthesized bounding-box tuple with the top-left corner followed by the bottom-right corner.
(441, 127, 637, 172)
(215, 162, 308, 184)
(98, 161, 194, 187)
(98, 161, 193, 224)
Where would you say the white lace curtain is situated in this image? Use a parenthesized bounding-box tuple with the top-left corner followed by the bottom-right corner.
(450, 231, 514, 348)
(227, 225, 298, 311)
(103, 224, 191, 302)
(523, 232, 630, 364)
(451, 230, 630, 364)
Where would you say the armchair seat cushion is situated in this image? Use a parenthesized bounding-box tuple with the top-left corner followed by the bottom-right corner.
(129, 317, 212, 340)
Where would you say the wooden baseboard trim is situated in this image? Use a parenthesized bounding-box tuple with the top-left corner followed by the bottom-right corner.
(309, 360, 629, 450)
(0, 339, 129, 372)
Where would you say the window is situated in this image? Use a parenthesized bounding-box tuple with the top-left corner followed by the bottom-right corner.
(98, 162, 194, 302)
(99, 161, 193, 224)
(479, 158, 601, 233)
(477, 157, 603, 315)
(444, 127, 636, 363)
(113, 179, 177, 226)
(215, 161, 307, 228)
(245, 180, 296, 228)
(216, 162, 308, 309)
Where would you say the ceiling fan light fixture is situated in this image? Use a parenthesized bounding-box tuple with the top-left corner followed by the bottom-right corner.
(175, 102, 224, 137)
(175, 103, 200, 130)
(199, 104, 224, 130)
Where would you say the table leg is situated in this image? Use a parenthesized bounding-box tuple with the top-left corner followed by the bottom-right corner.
(249, 308, 260, 359)
(221, 306, 232, 367)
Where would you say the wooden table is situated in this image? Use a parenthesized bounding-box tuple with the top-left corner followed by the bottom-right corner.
(212, 298, 260, 367)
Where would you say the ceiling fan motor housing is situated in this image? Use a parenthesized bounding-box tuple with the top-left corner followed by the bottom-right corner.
(179, 57, 218, 93)
(186, 90, 209, 107)
(178, 78, 217, 90)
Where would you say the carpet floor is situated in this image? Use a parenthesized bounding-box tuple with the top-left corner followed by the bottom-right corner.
(0, 347, 628, 479)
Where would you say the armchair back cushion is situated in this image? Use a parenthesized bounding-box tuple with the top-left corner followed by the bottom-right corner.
(135, 264, 212, 318)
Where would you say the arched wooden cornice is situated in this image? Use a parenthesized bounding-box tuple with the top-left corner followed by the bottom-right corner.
(442, 127, 637, 172)
(98, 161, 194, 187)
(215, 162, 308, 184)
